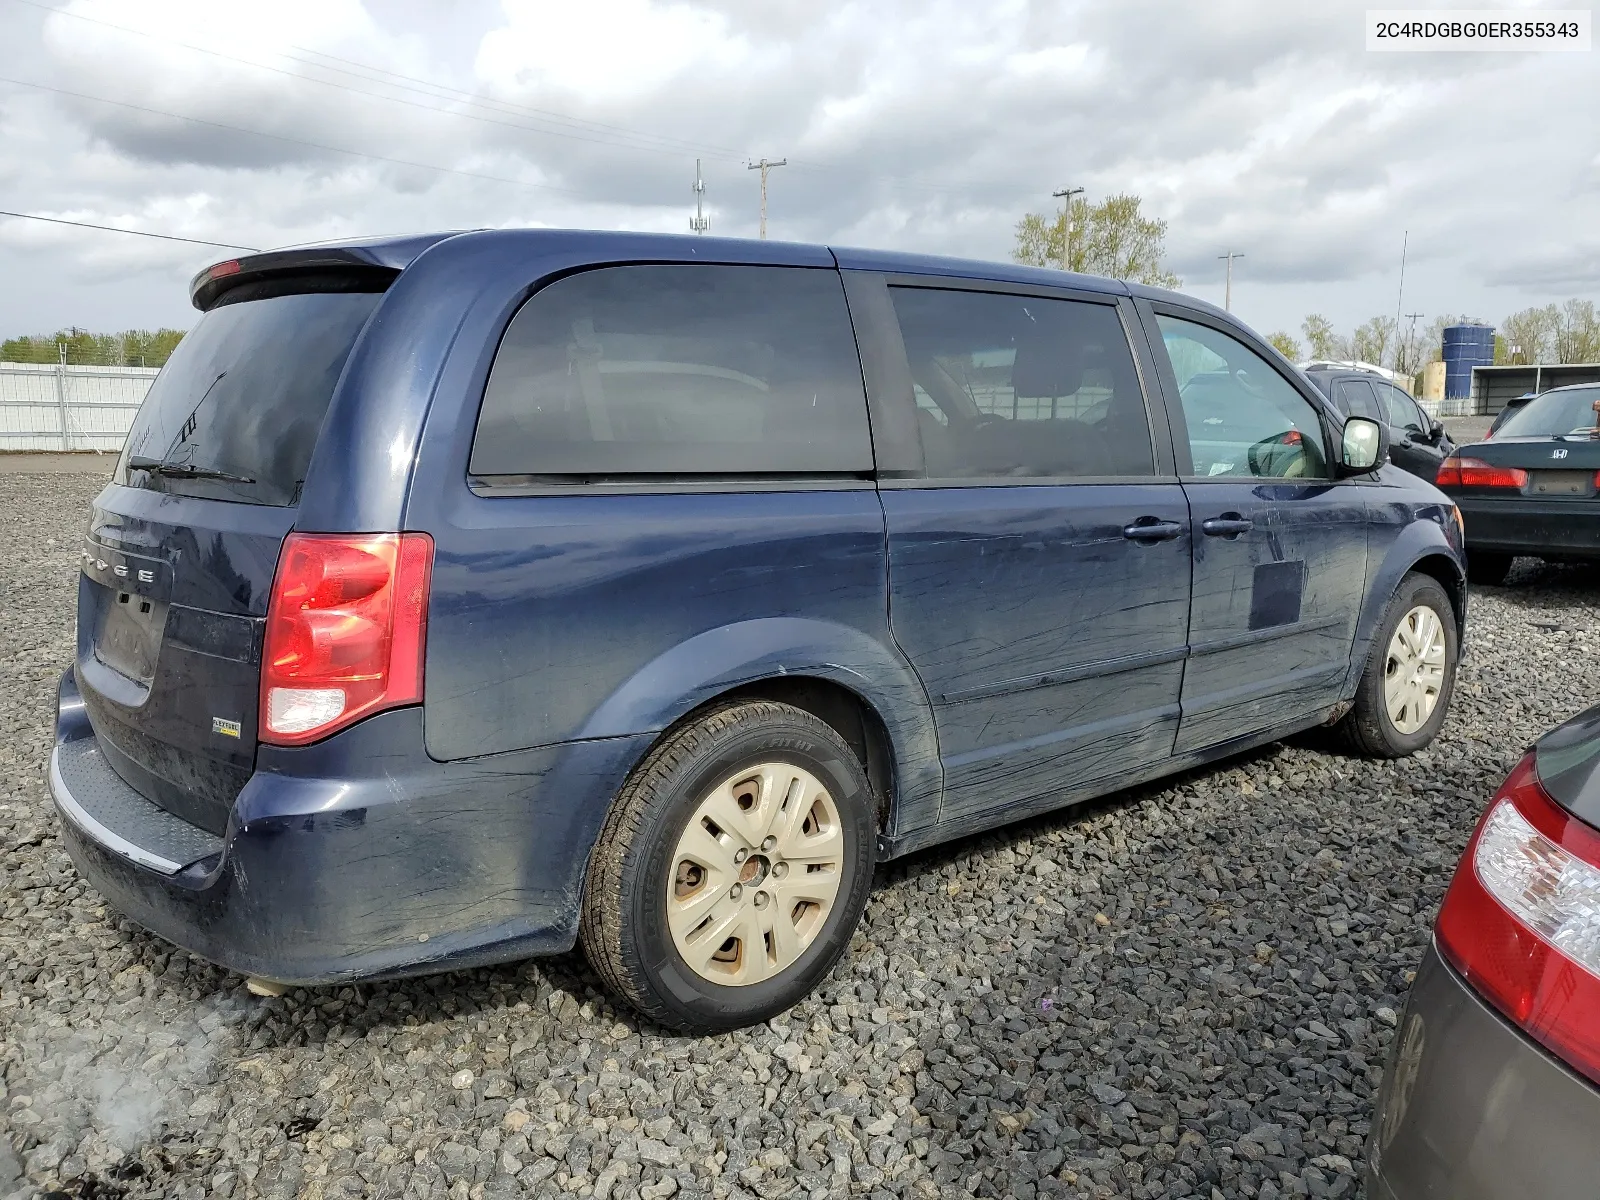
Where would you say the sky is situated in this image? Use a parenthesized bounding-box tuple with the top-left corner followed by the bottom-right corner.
(0, 0, 1596, 349)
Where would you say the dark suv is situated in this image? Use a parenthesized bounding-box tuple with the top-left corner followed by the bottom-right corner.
(51, 231, 1466, 1031)
(1303, 365, 1454, 482)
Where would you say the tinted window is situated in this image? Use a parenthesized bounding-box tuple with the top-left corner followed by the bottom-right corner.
(1157, 315, 1329, 479)
(1495, 386, 1600, 438)
(1334, 378, 1381, 421)
(116, 290, 382, 506)
(1374, 382, 1426, 432)
(472, 266, 871, 478)
(887, 287, 1154, 478)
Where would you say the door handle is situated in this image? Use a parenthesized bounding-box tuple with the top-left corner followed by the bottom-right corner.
(1122, 518, 1185, 543)
(1201, 514, 1254, 538)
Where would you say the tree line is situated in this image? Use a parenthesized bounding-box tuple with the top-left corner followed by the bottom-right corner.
(1, 328, 186, 368)
(1266, 301, 1600, 376)
(1012, 195, 1598, 375)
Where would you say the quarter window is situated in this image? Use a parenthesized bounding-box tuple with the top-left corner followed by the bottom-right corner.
(1334, 378, 1382, 422)
(887, 287, 1155, 479)
(1157, 315, 1329, 480)
(1375, 382, 1426, 433)
(471, 265, 872, 479)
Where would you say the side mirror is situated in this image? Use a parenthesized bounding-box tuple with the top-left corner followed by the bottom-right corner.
(1339, 416, 1386, 474)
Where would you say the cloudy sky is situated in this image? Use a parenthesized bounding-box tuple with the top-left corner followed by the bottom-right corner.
(0, 0, 1596, 347)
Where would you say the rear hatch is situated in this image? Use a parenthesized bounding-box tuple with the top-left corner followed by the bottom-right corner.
(79, 263, 393, 835)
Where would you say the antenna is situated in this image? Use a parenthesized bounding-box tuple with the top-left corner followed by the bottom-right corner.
(1392, 230, 1409, 371)
(690, 158, 709, 235)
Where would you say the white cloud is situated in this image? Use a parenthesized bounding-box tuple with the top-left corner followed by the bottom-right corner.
(0, 0, 1594, 339)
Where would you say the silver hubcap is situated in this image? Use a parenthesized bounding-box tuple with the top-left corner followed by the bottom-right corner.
(666, 762, 844, 986)
(1384, 604, 1447, 735)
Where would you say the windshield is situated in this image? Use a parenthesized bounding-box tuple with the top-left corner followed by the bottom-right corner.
(1494, 387, 1600, 439)
(116, 289, 383, 505)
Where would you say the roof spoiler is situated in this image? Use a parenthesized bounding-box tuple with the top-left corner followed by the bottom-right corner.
(188, 234, 461, 311)
(189, 247, 399, 311)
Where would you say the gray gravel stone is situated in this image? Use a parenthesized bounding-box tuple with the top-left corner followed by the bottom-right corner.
(3, 471, 1597, 1198)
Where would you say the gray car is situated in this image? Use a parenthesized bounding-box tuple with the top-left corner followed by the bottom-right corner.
(1368, 702, 1600, 1198)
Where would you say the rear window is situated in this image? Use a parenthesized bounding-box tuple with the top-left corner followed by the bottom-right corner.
(1495, 387, 1600, 438)
(470, 265, 872, 480)
(116, 289, 383, 506)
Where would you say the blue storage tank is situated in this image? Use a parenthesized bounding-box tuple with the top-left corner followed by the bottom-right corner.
(1443, 323, 1495, 400)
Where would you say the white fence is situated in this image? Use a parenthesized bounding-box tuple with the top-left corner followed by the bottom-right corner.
(0, 361, 156, 451)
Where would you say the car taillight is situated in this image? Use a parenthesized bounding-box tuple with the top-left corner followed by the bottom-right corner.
(1434, 456, 1527, 489)
(260, 532, 433, 745)
(1436, 753, 1600, 1085)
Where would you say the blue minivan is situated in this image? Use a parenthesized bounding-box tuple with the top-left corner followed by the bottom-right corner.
(51, 230, 1466, 1031)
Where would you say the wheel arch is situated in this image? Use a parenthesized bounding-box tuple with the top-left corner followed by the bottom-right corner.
(573, 616, 943, 845)
(1408, 551, 1468, 632)
(1345, 516, 1467, 697)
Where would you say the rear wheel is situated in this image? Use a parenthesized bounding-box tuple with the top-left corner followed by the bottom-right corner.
(580, 700, 876, 1033)
(1467, 551, 1513, 586)
(1335, 572, 1458, 758)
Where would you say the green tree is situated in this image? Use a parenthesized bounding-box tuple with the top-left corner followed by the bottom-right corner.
(1, 327, 186, 367)
(1013, 193, 1181, 287)
(1265, 331, 1302, 361)
(1300, 314, 1340, 360)
(1499, 305, 1560, 364)
(1351, 316, 1397, 367)
(1554, 299, 1600, 364)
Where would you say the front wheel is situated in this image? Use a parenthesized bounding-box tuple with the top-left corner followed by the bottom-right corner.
(1335, 572, 1459, 758)
(580, 700, 876, 1033)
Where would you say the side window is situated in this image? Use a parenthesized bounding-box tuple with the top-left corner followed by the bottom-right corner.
(471, 265, 872, 478)
(887, 287, 1155, 479)
(1375, 383, 1425, 433)
(1334, 378, 1381, 421)
(1156, 315, 1329, 480)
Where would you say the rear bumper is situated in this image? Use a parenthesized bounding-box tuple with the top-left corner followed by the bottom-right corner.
(50, 668, 651, 984)
(1366, 941, 1600, 1199)
(1454, 495, 1600, 558)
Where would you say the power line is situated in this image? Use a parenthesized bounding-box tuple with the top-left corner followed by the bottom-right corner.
(0, 77, 588, 198)
(0, 207, 258, 250)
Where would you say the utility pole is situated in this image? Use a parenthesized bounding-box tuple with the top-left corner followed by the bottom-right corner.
(1392, 229, 1409, 371)
(1404, 311, 1424, 377)
(1217, 250, 1245, 311)
(1052, 186, 1084, 271)
(689, 159, 709, 235)
(747, 158, 786, 240)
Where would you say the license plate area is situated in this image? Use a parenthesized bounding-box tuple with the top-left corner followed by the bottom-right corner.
(94, 587, 169, 686)
(1530, 471, 1593, 497)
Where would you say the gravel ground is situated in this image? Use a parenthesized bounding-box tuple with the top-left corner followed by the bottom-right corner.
(3, 470, 1597, 1200)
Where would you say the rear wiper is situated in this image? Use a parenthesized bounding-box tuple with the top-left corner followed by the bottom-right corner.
(127, 455, 256, 484)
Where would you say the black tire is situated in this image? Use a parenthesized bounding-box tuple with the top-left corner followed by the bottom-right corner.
(1467, 551, 1513, 586)
(579, 700, 876, 1033)
(1334, 572, 1459, 758)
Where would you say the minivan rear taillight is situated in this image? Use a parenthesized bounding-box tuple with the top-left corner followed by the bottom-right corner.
(260, 532, 433, 746)
(1436, 753, 1600, 1085)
